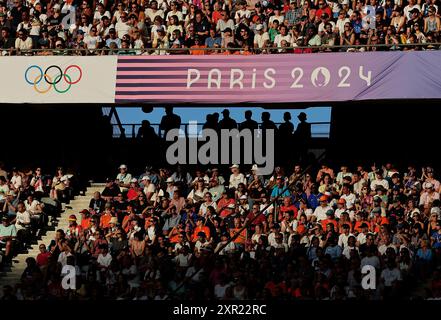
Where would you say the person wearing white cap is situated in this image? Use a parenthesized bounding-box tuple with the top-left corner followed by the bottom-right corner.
(238, 194, 249, 215)
(229, 164, 245, 189)
(116, 164, 132, 192)
(419, 181, 440, 214)
(141, 175, 156, 201)
(253, 23, 269, 50)
(165, 177, 177, 198)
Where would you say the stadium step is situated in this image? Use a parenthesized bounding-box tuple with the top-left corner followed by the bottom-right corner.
(0, 184, 104, 288)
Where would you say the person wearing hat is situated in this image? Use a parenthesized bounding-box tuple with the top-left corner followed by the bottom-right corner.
(66, 214, 82, 240)
(294, 112, 311, 161)
(218, 109, 238, 130)
(229, 164, 245, 189)
(371, 207, 389, 233)
(420, 181, 440, 214)
(253, 23, 269, 50)
(423, 167, 440, 192)
(313, 195, 332, 222)
(215, 232, 236, 255)
(270, 176, 291, 201)
(0, 216, 16, 263)
(321, 209, 338, 231)
(335, 198, 347, 219)
(116, 164, 132, 192)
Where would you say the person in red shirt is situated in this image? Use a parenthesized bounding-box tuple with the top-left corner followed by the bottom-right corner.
(321, 210, 338, 232)
(217, 192, 235, 218)
(126, 179, 140, 201)
(315, 0, 332, 19)
(36, 243, 51, 268)
(245, 203, 267, 229)
(100, 209, 114, 230)
(192, 217, 211, 242)
(80, 209, 91, 230)
(279, 196, 298, 221)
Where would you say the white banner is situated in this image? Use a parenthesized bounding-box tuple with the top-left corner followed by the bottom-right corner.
(0, 56, 117, 103)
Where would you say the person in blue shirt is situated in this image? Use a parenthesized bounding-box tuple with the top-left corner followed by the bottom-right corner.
(431, 222, 441, 249)
(204, 28, 222, 49)
(307, 184, 322, 210)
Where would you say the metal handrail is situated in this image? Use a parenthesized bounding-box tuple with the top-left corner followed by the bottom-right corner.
(111, 121, 331, 139)
(3, 42, 441, 55)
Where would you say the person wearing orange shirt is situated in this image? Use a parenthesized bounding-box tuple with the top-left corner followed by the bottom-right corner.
(321, 210, 338, 232)
(190, 37, 206, 55)
(122, 210, 138, 233)
(80, 209, 91, 230)
(217, 192, 236, 218)
(371, 208, 389, 233)
(230, 217, 247, 246)
(100, 209, 114, 230)
(192, 217, 211, 242)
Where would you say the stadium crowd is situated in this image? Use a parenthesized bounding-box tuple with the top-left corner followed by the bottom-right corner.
(0, 0, 440, 55)
(2, 159, 441, 300)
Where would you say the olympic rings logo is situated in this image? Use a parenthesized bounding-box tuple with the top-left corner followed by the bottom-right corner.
(24, 65, 83, 94)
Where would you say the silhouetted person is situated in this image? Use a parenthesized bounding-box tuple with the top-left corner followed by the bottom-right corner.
(279, 112, 294, 136)
(219, 109, 237, 130)
(239, 110, 258, 131)
(137, 120, 159, 141)
(278, 112, 295, 164)
(294, 112, 311, 163)
(160, 106, 181, 138)
(203, 113, 217, 130)
(260, 112, 278, 131)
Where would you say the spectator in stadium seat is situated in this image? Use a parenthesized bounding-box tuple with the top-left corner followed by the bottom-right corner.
(0, 216, 16, 264)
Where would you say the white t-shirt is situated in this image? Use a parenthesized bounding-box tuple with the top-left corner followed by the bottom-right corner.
(97, 253, 113, 268)
(115, 21, 131, 38)
(15, 211, 31, 230)
(361, 255, 380, 269)
(229, 173, 245, 189)
(313, 205, 332, 221)
(84, 35, 102, 50)
(11, 175, 22, 189)
(145, 8, 165, 21)
(94, 10, 111, 21)
(235, 9, 251, 21)
(254, 32, 269, 48)
(381, 267, 402, 286)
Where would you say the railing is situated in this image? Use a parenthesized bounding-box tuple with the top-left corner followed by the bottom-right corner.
(3, 42, 441, 56)
(111, 122, 331, 139)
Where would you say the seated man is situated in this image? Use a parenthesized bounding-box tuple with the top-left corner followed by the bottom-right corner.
(0, 216, 17, 265)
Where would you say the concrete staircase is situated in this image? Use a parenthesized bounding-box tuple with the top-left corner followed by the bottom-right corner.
(0, 183, 104, 288)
